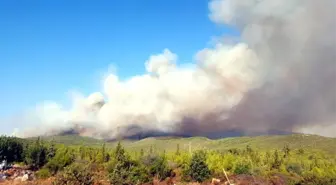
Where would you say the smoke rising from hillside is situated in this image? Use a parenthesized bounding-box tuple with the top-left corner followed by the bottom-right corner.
(14, 0, 336, 139)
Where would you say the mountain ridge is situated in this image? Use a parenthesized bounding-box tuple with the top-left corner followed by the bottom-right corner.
(29, 133, 336, 155)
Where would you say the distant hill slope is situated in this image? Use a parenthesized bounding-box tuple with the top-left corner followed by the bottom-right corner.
(30, 134, 106, 147)
(33, 134, 336, 154)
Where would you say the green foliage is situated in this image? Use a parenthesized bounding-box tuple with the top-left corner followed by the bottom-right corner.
(109, 142, 151, 185)
(286, 162, 302, 175)
(271, 150, 283, 170)
(143, 154, 172, 180)
(176, 144, 180, 156)
(233, 160, 251, 174)
(3, 134, 336, 185)
(127, 162, 151, 184)
(47, 140, 56, 160)
(96, 143, 110, 163)
(185, 150, 211, 182)
(25, 137, 48, 169)
(282, 144, 290, 158)
(0, 136, 24, 163)
(298, 148, 305, 155)
(53, 163, 94, 185)
(45, 147, 75, 174)
(36, 168, 51, 179)
(228, 148, 240, 155)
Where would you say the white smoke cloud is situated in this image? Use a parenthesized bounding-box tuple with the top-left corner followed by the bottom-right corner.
(145, 49, 177, 75)
(15, 43, 261, 138)
(11, 0, 336, 139)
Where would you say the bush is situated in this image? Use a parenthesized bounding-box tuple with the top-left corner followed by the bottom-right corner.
(53, 163, 94, 185)
(228, 148, 240, 155)
(185, 150, 211, 182)
(46, 147, 75, 174)
(286, 163, 302, 175)
(144, 154, 172, 180)
(271, 150, 282, 170)
(301, 172, 336, 185)
(234, 161, 251, 175)
(36, 168, 51, 179)
(128, 163, 151, 184)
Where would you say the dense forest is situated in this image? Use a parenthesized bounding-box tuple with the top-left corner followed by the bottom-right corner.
(0, 135, 335, 185)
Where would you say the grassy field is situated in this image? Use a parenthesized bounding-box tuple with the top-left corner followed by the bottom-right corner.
(36, 134, 336, 154)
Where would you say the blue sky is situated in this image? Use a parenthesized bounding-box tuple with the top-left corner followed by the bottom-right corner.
(0, 0, 237, 130)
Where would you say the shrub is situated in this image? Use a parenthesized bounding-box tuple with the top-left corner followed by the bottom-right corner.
(127, 163, 151, 184)
(301, 171, 336, 185)
(286, 163, 302, 175)
(228, 148, 240, 155)
(46, 147, 75, 174)
(282, 144, 290, 158)
(222, 153, 236, 171)
(36, 168, 51, 179)
(96, 143, 110, 163)
(176, 144, 180, 156)
(234, 161, 251, 175)
(172, 152, 190, 169)
(47, 141, 56, 160)
(185, 150, 211, 182)
(297, 148, 305, 155)
(144, 154, 172, 180)
(271, 150, 282, 170)
(53, 163, 94, 185)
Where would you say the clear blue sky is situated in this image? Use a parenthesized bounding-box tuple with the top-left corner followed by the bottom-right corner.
(0, 0, 237, 122)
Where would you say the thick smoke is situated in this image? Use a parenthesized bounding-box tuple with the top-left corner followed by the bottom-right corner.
(13, 0, 336, 139)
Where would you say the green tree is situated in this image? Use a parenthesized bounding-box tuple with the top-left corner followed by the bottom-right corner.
(25, 137, 48, 169)
(47, 139, 56, 160)
(271, 150, 282, 170)
(0, 136, 24, 163)
(282, 144, 290, 158)
(187, 150, 211, 182)
(109, 142, 133, 185)
(176, 144, 180, 156)
(140, 149, 144, 157)
(97, 143, 109, 163)
(245, 145, 253, 154)
(79, 145, 85, 160)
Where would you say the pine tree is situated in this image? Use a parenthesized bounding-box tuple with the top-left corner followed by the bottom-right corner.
(176, 144, 180, 156)
(271, 150, 282, 170)
(187, 151, 211, 182)
(140, 149, 144, 157)
(25, 137, 48, 169)
(47, 139, 56, 160)
(282, 144, 290, 158)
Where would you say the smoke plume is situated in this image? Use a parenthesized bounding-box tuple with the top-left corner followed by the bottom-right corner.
(13, 0, 336, 139)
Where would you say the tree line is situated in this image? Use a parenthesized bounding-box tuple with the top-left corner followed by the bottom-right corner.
(0, 135, 335, 185)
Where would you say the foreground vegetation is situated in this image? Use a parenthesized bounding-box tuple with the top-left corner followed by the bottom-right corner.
(1, 134, 336, 184)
